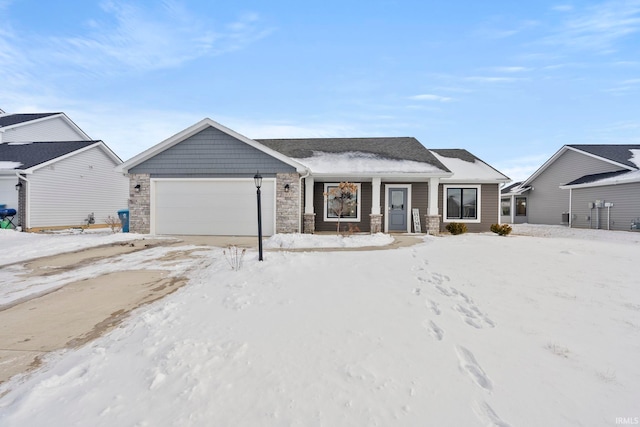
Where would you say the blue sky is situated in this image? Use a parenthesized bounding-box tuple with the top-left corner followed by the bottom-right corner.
(1, 0, 639, 181)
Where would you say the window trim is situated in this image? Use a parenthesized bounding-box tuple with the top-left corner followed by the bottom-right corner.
(323, 182, 362, 222)
(442, 184, 481, 223)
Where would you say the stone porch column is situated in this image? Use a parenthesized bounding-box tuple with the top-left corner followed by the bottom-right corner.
(303, 176, 315, 234)
(370, 177, 382, 233)
(426, 177, 441, 235)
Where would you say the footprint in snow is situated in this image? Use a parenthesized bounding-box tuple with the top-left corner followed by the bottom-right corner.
(473, 400, 511, 427)
(455, 345, 493, 391)
(423, 320, 444, 341)
(427, 299, 441, 315)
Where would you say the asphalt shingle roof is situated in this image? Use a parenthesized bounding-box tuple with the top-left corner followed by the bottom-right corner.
(563, 170, 632, 186)
(256, 137, 451, 172)
(0, 113, 60, 128)
(569, 144, 640, 169)
(0, 141, 98, 170)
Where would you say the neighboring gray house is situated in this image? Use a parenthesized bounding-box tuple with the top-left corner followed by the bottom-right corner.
(0, 112, 92, 212)
(501, 144, 640, 231)
(118, 118, 509, 236)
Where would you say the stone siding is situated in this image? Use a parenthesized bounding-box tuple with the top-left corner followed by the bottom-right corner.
(128, 174, 150, 234)
(276, 173, 300, 233)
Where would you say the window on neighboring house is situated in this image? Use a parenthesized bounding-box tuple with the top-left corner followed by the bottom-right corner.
(515, 197, 527, 216)
(444, 186, 480, 222)
(501, 199, 511, 216)
(324, 183, 361, 222)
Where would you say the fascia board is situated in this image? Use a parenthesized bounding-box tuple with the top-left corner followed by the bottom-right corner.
(560, 177, 640, 189)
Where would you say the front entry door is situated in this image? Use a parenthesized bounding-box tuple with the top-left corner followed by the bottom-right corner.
(388, 188, 408, 231)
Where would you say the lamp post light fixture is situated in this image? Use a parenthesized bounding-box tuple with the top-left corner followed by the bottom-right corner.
(254, 172, 264, 261)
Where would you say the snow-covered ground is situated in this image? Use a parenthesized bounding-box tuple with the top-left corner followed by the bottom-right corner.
(1, 225, 639, 426)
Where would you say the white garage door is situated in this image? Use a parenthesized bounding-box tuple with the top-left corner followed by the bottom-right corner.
(153, 179, 275, 236)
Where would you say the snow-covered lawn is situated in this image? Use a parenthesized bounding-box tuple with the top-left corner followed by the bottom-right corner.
(1, 225, 639, 426)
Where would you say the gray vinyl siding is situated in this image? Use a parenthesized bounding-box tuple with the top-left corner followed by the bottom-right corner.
(2, 116, 86, 142)
(28, 147, 128, 228)
(527, 149, 622, 225)
(129, 127, 296, 177)
(438, 184, 499, 232)
(0, 177, 18, 210)
(570, 183, 640, 231)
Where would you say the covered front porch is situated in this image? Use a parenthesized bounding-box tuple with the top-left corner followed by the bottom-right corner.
(301, 175, 443, 234)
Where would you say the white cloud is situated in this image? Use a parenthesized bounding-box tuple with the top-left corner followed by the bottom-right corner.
(543, 0, 640, 53)
(408, 94, 453, 102)
(491, 66, 531, 73)
(464, 76, 525, 83)
(11, 1, 272, 76)
(552, 4, 574, 12)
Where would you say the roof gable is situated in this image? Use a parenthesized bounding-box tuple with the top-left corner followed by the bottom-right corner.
(0, 141, 102, 171)
(119, 118, 306, 173)
(523, 144, 640, 186)
(431, 149, 510, 182)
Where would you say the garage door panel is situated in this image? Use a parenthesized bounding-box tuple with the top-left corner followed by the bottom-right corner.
(154, 180, 275, 236)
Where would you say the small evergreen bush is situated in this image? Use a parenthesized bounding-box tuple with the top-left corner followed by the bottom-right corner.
(445, 222, 467, 235)
(490, 223, 512, 236)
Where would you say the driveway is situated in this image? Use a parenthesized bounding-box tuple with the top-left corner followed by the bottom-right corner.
(0, 233, 421, 389)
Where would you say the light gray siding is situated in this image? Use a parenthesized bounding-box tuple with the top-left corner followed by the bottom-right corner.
(2, 116, 86, 142)
(28, 147, 128, 228)
(129, 127, 296, 177)
(570, 183, 640, 231)
(527, 149, 623, 225)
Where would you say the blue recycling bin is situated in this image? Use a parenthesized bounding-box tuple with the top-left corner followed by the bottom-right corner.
(117, 209, 129, 233)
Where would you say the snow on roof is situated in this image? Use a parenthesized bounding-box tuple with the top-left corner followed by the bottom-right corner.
(0, 161, 23, 170)
(561, 149, 640, 188)
(292, 151, 446, 174)
(432, 151, 509, 182)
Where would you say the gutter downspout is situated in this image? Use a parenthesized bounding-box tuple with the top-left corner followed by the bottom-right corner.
(569, 188, 572, 228)
(298, 169, 310, 233)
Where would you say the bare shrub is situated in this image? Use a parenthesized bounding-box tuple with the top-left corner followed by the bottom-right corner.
(224, 246, 246, 271)
(104, 215, 122, 233)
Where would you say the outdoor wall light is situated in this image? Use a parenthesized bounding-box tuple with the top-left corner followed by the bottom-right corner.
(15, 182, 22, 191)
(134, 184, 141, 192)
(284, 183, 290, 192)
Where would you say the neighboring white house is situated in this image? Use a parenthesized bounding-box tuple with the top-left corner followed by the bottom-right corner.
(0, 112, 128, 231)
(1, 112, 93, 212)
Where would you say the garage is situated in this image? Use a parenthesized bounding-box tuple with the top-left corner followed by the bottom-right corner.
(152, 179, 275, 236)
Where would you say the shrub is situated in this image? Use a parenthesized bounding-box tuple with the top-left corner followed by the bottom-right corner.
(445, 222, 467, 235)
(224, 245, 246, 271)
(490, 223, 512, 236)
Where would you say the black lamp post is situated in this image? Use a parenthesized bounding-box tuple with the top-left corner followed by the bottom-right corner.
(254, 172, 264, 261)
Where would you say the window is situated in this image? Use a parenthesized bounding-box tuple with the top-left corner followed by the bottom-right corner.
(324, 183, 361, 222)
(515, 197, 527, 216)
(501, 199, 511, 216)
(443, 185, 481, 223)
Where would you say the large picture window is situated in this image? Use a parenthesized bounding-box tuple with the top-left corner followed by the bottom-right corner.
(501, 199, 510, 216)
(444, 185, 481, 223)
(324, 183, 361, 222)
